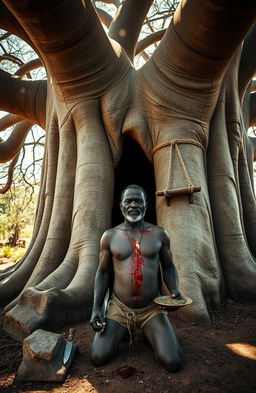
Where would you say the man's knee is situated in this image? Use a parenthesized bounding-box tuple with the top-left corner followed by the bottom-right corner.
(90, 346, 109, 366)
(157, 352, 183, 372)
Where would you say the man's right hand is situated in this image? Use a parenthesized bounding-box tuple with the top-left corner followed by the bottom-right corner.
(90, 309, 106, 332)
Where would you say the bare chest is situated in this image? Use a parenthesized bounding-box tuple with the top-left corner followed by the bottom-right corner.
(110, 229, 161, 260)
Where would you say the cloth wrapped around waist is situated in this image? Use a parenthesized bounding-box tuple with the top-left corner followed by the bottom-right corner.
(106, 293, 167, 346)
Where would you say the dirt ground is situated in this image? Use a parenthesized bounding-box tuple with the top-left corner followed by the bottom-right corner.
(0, 259, 255, 393)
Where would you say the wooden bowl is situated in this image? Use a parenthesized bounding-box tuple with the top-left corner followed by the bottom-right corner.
(154, 295, 193, 310)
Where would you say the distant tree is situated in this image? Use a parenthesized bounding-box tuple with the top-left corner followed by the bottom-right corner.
(0, 182, 37, 245)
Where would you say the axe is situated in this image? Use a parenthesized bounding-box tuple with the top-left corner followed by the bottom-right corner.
(63, 328, 75, 365)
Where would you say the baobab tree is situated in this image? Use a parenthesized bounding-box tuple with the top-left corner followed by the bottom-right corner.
(0, 0, 256, 342)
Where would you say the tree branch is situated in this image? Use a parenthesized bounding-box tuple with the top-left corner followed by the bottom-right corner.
(15, 58, 43, 77)
(153, 0, 256, 80)
(24, 142, 45, 148)
(0, 53, 23, 67)
(249, 92, 256, 127)
(95, 0, 120, 7)
(0, 69, 46, 128)
(0, 31, 10, 41)
(2, 0, 131, 99)
(0, 120, 32, 163)
(136, 28, 166, 55)
(0, 114, 22, 132)
(0, 152, 20, 194)
(238, 23, 256, 101)
(0, 152, 19, 194)
(248, 136, 256, 161)
(109, 0, 153, 60)
(95, 7, 113, 28)
(0, 1, 34, 48)
(176, 0, 256, 65)
(252, 79, 256, 93)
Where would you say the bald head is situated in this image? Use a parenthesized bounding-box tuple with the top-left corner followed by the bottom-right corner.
(120, 184, 147, 202)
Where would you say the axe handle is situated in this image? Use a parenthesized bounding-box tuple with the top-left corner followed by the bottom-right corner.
(67, 327, 75, 342)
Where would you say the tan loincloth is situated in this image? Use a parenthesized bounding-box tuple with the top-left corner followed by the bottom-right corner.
(106, 293, 167, 346)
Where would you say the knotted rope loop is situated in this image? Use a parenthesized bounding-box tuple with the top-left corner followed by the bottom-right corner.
(152, 139, 204, 156)
(152, 139, 204, 205)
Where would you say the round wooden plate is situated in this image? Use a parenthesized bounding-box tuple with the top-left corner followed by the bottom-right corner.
(154, 295, 193, 309)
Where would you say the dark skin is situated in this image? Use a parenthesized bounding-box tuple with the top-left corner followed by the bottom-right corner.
(90, 187, 183, 372)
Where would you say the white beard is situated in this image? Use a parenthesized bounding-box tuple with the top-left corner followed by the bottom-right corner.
(126, 212, 145, 223)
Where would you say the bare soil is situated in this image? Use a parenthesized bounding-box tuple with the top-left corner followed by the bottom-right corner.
(0, 262, 255, 393)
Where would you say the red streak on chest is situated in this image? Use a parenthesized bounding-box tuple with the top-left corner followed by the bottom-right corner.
(129, 240, 145, 304)
(141, 229, 152, 236)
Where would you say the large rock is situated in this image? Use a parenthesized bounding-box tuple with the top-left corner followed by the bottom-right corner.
(16, 329, 77, 382)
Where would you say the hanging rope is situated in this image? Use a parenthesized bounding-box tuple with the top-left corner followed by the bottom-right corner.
(152, 139, 204, 205)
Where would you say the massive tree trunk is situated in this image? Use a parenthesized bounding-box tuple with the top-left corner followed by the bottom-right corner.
(0, 0, 256, 341)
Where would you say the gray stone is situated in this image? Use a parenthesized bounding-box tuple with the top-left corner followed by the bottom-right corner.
(16, 329, 77, 382)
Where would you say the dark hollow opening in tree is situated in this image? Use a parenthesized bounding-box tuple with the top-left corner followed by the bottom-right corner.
(112, 136, 156, 227)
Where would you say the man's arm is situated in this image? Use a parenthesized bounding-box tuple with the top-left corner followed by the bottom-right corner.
(159, 228, 180, 298)
(90, 230, 112, 332)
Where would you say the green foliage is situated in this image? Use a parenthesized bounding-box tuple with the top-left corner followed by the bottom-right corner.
(0, 213, 9, 241)
(0, 245, 26, 261)
(0, 245, 11, 258)
(0, 183, 37, 241)
(11, 247, 26, 262)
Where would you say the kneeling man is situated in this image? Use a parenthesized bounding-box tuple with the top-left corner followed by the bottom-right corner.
(90, 184, 182, 372)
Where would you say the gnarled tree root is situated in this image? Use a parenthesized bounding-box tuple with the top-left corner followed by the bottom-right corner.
(3, 286, 91, 342)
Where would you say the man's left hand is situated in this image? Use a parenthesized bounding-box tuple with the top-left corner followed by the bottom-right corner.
(170, 290, 182, 300)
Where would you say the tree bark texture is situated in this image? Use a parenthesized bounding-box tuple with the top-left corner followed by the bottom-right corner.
(0, 0, 256, 341)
